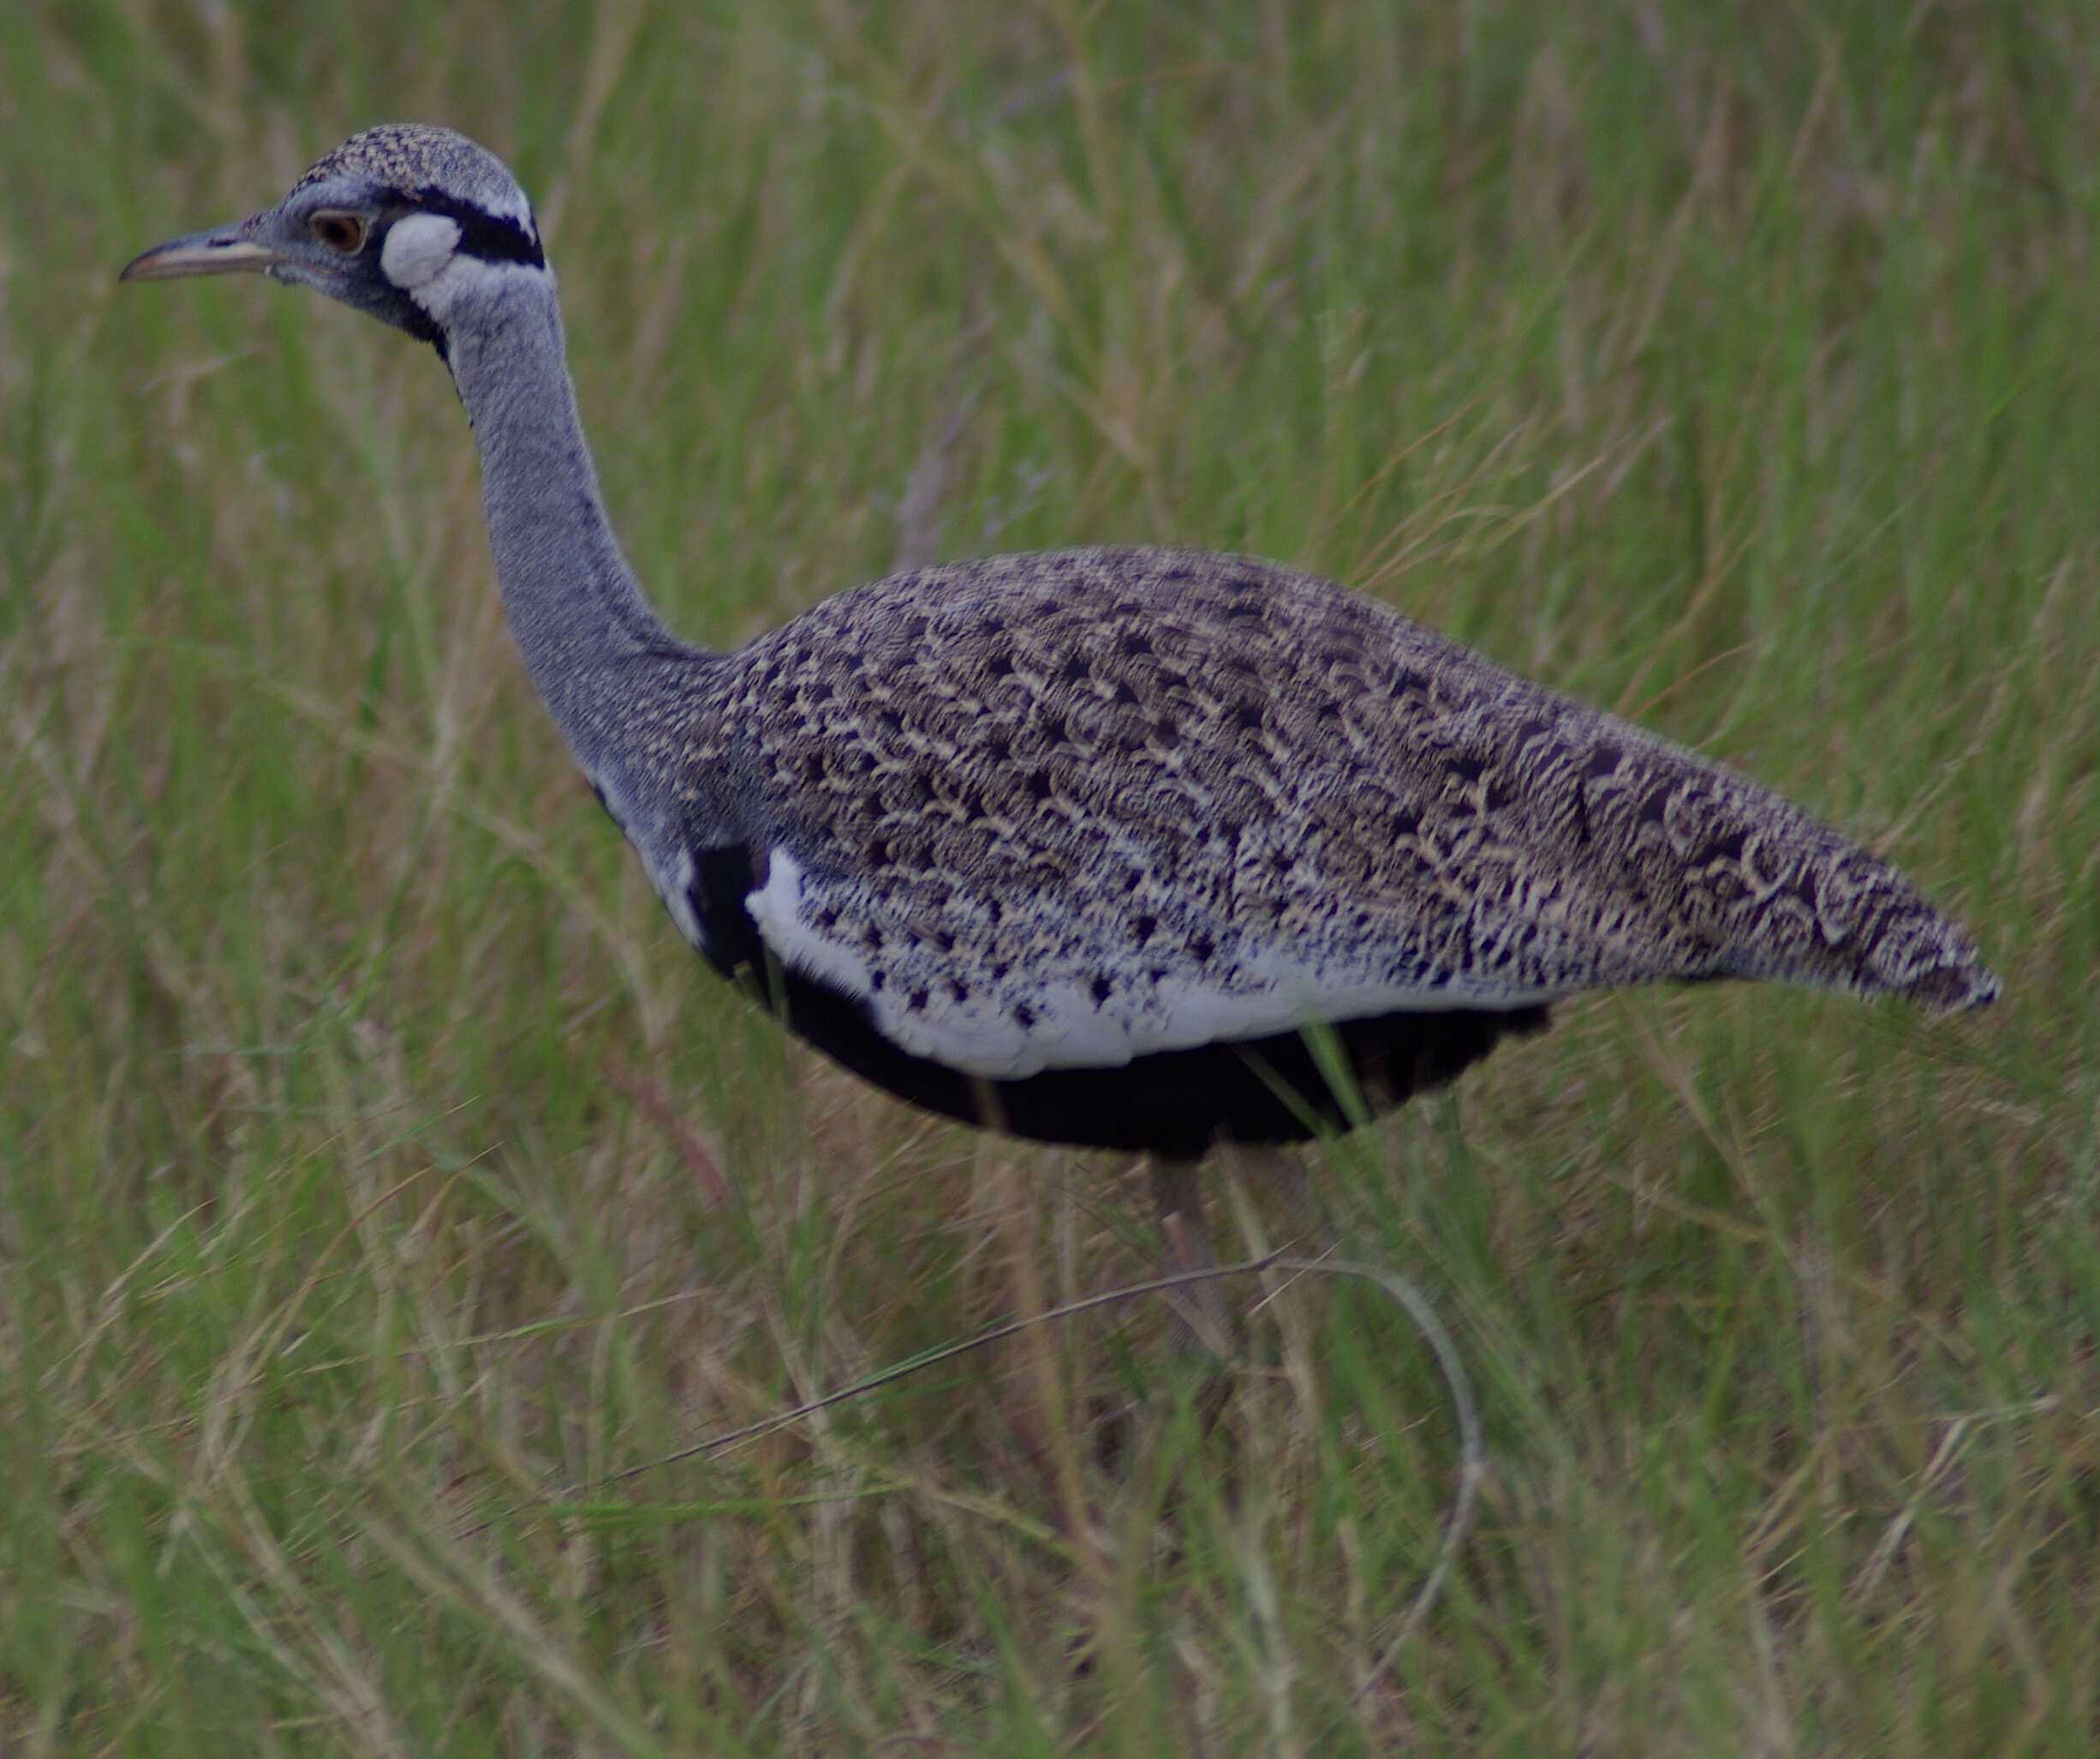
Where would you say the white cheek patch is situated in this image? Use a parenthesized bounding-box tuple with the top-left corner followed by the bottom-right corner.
(384, 222, 548, 328)
(379, 212, 462, 289)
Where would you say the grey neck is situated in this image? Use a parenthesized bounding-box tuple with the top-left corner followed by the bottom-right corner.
(438, 265, 706, 755)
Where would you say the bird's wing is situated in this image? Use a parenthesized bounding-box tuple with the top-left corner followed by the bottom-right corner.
(704, 549, 1991, 1079)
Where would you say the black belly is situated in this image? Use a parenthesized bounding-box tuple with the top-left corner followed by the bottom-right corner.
(686, 844, 1549, 1159)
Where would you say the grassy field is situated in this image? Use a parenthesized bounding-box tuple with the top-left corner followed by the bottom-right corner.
(4, 1, 2097, 1750)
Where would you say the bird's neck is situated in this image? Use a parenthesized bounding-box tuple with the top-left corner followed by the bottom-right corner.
(440, 268, 697, 759)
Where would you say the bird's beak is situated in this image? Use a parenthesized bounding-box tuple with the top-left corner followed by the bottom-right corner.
(120, 223, 282, 283)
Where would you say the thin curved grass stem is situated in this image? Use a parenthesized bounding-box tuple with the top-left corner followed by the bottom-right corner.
(563, 1252, 1484, 1673)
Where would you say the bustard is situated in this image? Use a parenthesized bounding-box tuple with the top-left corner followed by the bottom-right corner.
(125, 127, 1998, 1324)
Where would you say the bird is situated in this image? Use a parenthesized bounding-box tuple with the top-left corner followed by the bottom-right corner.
(124, 126, 1998, 1321)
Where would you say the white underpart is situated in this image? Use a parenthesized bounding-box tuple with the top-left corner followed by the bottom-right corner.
(596, 771, 702, 947)
(746, 847, 1566, 1081)
(653, 848, 701, 946)
(379, 212, 544, 325)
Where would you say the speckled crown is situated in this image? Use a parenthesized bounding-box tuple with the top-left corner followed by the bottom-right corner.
(289, 124, 534, 228)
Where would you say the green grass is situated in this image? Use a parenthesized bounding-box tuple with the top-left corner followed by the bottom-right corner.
(4, 1, 2096, 1750)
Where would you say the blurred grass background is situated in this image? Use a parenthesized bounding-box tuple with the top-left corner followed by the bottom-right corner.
(3, 0, 2096, 1751)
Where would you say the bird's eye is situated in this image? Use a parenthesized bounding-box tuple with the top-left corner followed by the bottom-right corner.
(310, 212, 366, 253)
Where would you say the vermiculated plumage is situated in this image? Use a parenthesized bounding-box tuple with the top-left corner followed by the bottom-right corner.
(122, 127, 1998, 1162)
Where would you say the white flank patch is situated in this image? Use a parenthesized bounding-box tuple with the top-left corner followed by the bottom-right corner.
(744, 846, 880, 996)
(744, 846, 1566, 1082)
(935, 962, 1560, 1081)
(379, 212, 462, 289)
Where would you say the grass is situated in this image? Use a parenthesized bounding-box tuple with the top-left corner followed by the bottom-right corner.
(3, 0, 2096, 1750)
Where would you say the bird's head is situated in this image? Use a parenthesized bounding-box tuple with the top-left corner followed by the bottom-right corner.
(121, 124, 545, 352)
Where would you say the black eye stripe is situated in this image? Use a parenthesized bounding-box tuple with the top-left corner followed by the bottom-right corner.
(399, 187, 545, 268)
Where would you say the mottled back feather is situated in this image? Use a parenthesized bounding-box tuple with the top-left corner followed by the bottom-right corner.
(620, 547, 1994, 1088)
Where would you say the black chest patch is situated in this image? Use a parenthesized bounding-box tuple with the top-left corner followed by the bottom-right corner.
(685, 843, 768, 977)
